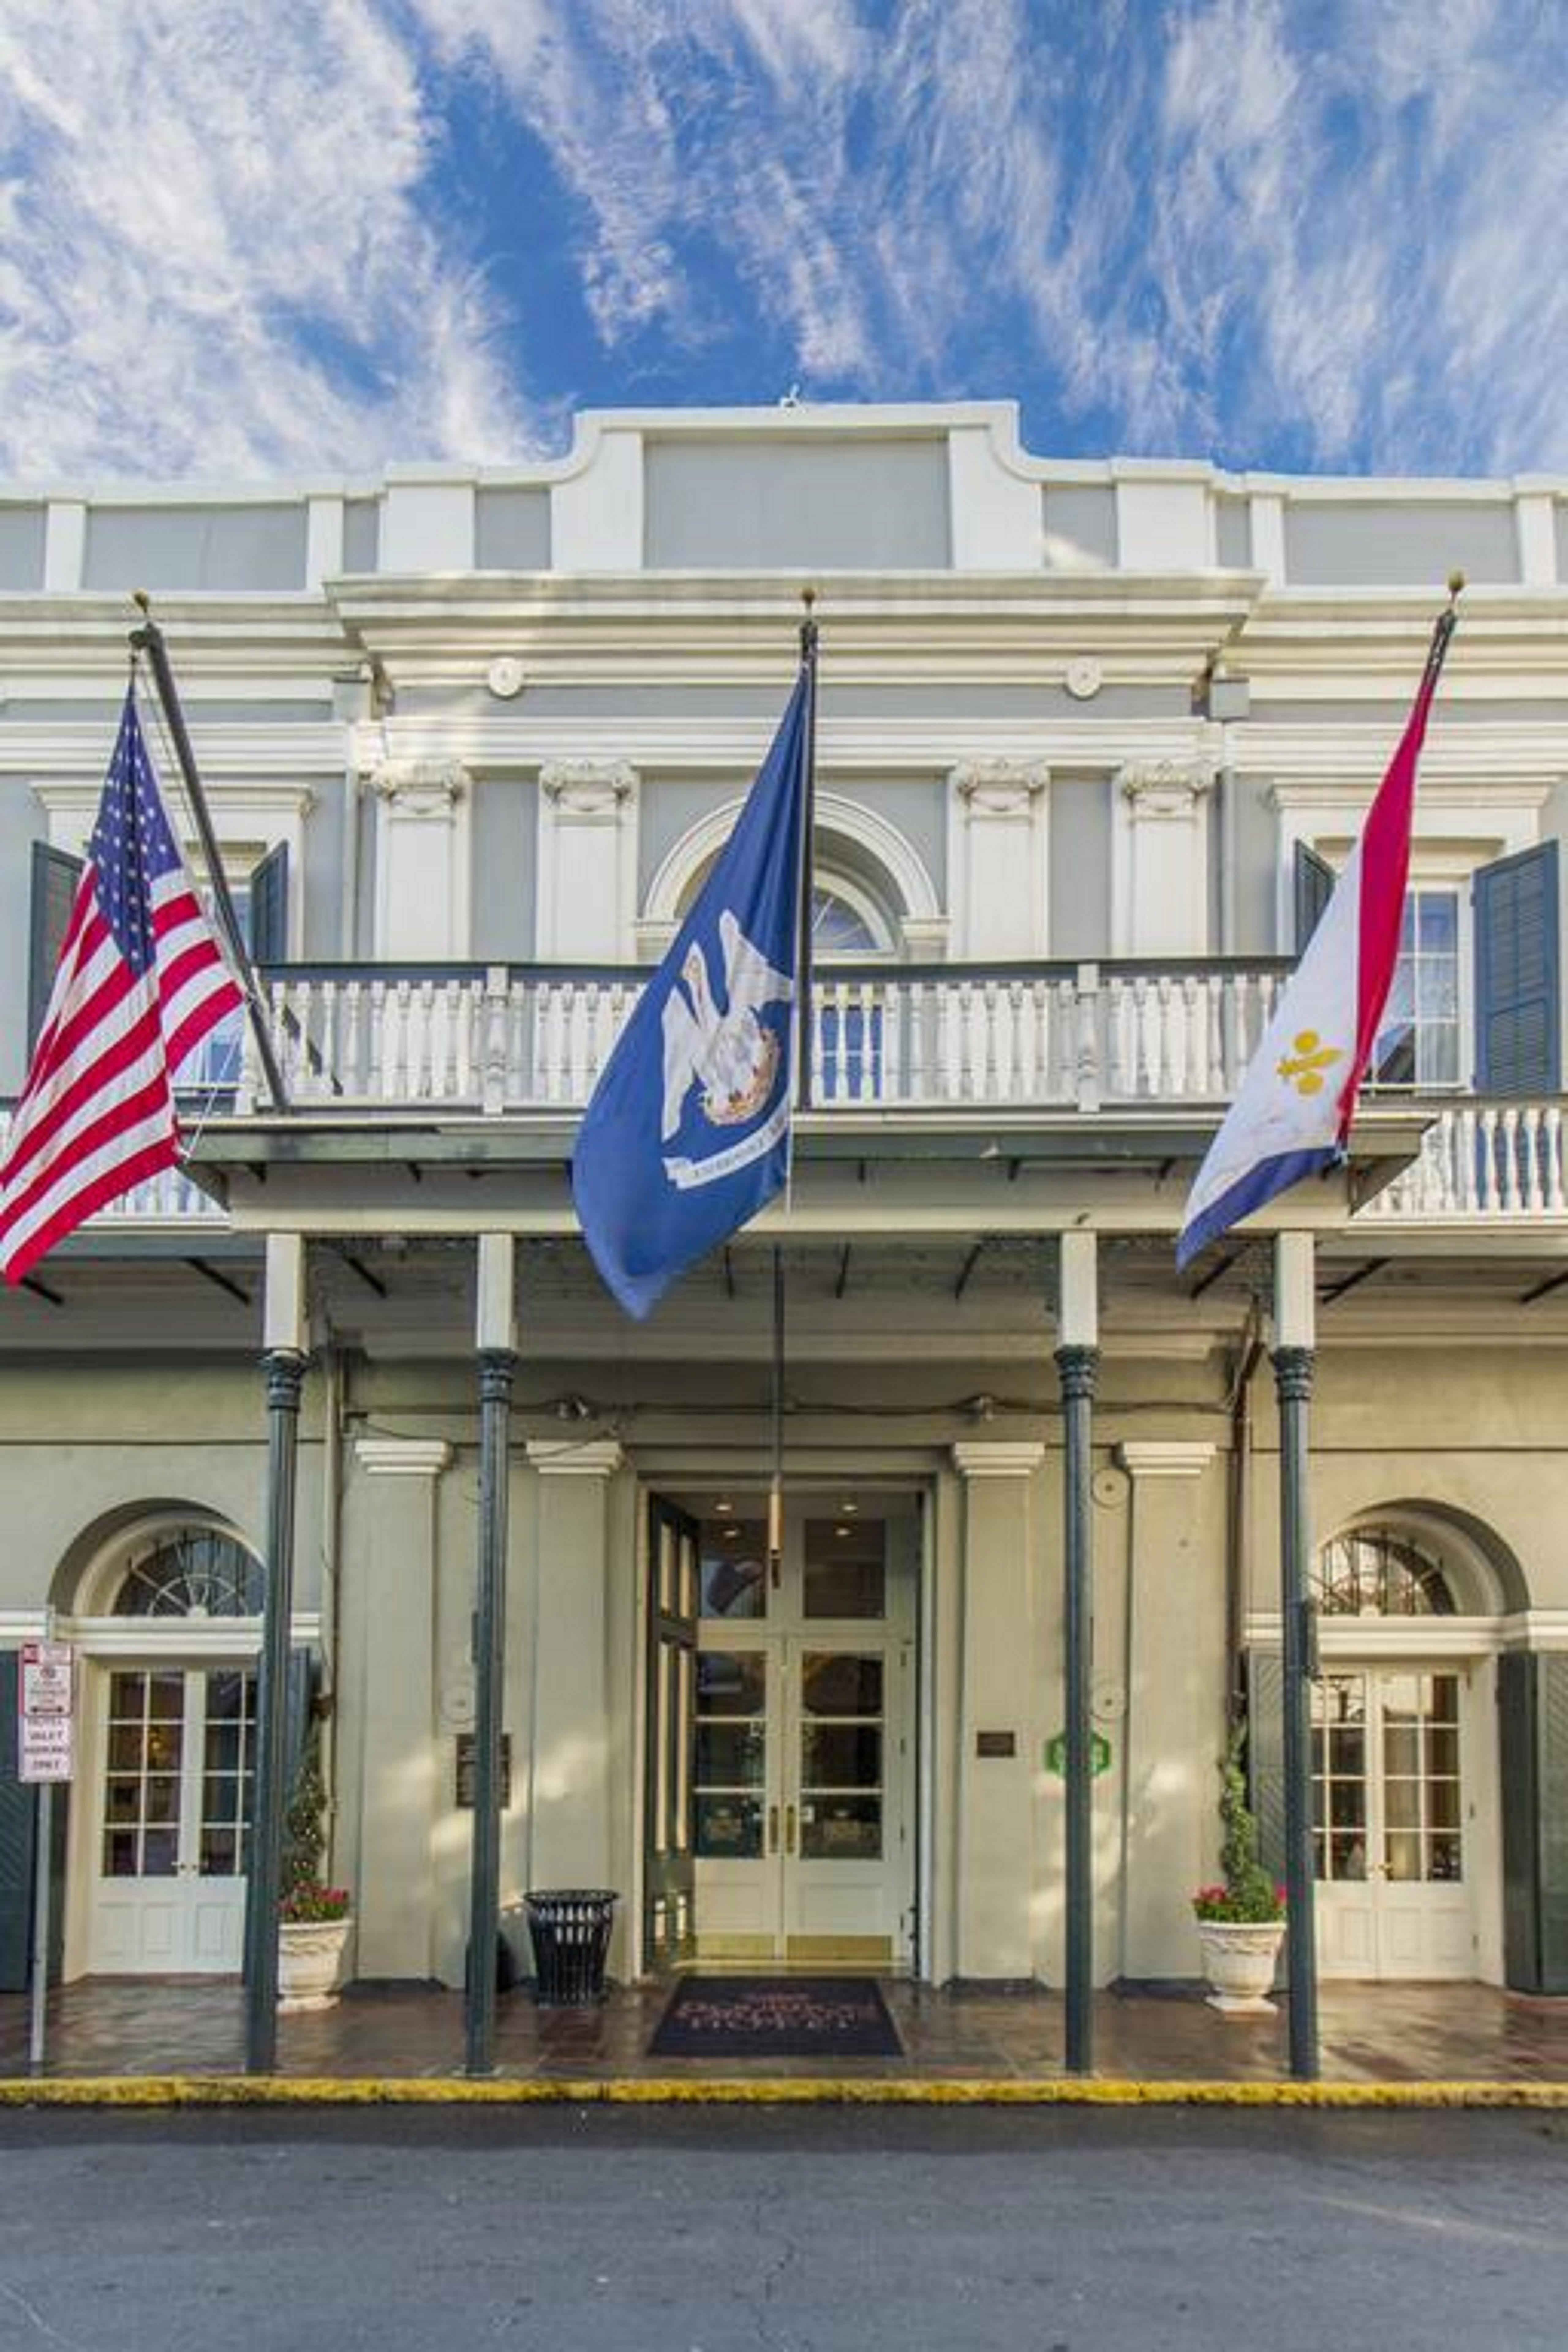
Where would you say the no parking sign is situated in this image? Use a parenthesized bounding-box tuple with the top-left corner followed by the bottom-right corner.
(17, 1639, 74, 1782)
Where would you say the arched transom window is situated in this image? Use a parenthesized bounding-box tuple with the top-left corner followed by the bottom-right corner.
(111, 1526, 264, 1619)
(1313, 1528, 1457, 1618)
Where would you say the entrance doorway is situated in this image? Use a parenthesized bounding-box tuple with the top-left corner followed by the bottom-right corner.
(1312, 1666, 1474, 1979)
(88, 1664, 256, 1973)
(646, 1490, 917, 1969)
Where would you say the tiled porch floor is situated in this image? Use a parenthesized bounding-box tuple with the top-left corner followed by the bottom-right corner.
(3, 1977, 1567, 2082)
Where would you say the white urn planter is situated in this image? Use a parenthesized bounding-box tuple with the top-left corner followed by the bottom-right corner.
(277, 1917, 352, 2013)
(1196, 1920, 1286, 2014)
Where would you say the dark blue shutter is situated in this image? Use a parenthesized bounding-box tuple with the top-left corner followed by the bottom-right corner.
(0, 1654, 35, 1991)
(1244, 1652, 1287, 1884)
(28, 843, 83, 1048)
(1474, 842, 1560, 1094)
(1293, 843, 1335, 955)
(248, 842, 289, 963)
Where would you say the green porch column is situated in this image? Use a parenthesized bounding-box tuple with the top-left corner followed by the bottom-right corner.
(466, 1235, 517, 2078)
(1273, 1231, 1319, 2081)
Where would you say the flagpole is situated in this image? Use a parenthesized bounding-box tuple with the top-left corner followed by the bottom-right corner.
(129, 597, 292, 1115)
(794, 590, 819, 1114)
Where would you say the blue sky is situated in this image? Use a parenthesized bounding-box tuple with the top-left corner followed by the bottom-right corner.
(2, 0, 1566, 482)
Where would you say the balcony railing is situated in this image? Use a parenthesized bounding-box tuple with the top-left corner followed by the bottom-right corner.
(5, 958, 1566, 1234)
(235, 957, 1296, 1116)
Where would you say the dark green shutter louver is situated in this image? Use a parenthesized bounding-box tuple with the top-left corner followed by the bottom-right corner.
(1474, 842, 1560, 1095)
(1293, 843, 1335, 956)
(248, 841, 290, 963)
(0, 1653, 35, 1990)
(1244, 1651, 1287, 1885)
(28, 843, 84, 1049)
(1499, 1650, 1568, 1993)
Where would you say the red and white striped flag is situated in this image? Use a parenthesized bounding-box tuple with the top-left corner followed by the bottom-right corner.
(0, 689, 243, 1282)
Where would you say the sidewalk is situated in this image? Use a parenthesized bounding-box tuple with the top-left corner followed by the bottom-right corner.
(4, 1977, 1568, 2102)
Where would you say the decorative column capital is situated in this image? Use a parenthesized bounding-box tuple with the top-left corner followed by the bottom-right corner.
(949, 758, 1050, 816)
(1115, 759, 1215, 816)
(368, 758, 469, 814)
(1054, 1344, 1101, 1404)
(263, 1350, 307, 1412)
(538, 760, 638, 815)
(526, 1438, 625, 1479)
(1115, 1440, 1217, 1481)
(353, 1437, 453, 1479)
(1272, 1345, 1316, 1405)
(950, 1440, 1045, 1480)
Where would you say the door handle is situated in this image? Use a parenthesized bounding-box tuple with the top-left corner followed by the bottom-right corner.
(768, 1804, 778, 1855)
(785, 1804, 797, 1855)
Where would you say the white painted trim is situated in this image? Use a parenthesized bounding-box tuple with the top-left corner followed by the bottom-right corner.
(643, 787, 941, 929)
(950, 1441, 1045, 1479)
(1116, 1441, 1216, 1480)
(534, 761, 639, 959)
(354, 1438, 453, 1479)
(28, 1613, 322, 1658)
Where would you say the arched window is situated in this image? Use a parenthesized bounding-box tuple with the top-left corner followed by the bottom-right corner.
(111, 1526, 264, 1619)
(1313, 1528, 1457, 1618)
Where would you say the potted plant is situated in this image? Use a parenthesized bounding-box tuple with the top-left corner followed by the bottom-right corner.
(1192, 1720, 1287, 2013)
(277, 1723, 352, 2013)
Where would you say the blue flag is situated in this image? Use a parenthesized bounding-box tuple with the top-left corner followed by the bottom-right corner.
(572, 669, 812, 1317)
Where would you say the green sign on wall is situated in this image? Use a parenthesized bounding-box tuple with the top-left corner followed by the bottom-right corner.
(1044, 1730, 1112, 1778)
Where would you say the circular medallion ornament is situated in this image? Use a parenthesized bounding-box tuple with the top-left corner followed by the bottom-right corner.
(1065, 657, 1103, 701)
(487, 657, 526, 700)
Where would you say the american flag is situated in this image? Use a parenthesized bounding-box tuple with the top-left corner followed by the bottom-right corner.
(0, 689, 243, 1282)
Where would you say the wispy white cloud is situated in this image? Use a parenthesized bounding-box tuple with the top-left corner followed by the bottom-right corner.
(2, 0, 1565, 478)
(0, 0, 533, 477)
(407, 0, 1568, 473)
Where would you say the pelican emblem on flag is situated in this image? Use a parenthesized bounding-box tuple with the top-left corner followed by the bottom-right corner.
(662, 908, 792, 1151)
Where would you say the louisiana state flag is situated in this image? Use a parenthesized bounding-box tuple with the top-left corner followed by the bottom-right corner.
(572, 666, 812, 1317)
(1177, 605, 1457, 1268)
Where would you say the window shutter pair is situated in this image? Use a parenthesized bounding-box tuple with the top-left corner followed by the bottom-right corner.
(27, 841, 288, 1050)
(1293, 839, 1561, 1094)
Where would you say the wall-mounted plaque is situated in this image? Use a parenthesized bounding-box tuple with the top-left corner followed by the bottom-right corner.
(455, 1732, 512, 1809)
(975, 1729, 1017, 1759)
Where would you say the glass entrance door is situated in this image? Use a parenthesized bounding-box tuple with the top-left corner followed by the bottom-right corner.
(1312, 1668, 1473, 1978)
(688, 1494, 915, 1966)
(88, 1665, 256, 1973)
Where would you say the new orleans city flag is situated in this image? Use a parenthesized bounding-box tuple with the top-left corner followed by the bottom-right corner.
(1177, 607, 1457, 1268)
(572, 666, 812, 1317)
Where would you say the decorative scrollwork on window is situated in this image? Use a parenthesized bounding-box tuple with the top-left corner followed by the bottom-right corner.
(1313, 1528, 1456, 1618)
(111, 1527, 264, 1619)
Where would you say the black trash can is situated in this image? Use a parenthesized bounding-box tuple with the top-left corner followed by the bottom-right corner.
(524, 1889, 618, 2006)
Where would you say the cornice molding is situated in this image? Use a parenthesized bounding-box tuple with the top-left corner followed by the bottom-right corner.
(1116, 1440, 1218, 1480)
(951, 1439, 1046, 1479)
(354, 1437, 453, 1479)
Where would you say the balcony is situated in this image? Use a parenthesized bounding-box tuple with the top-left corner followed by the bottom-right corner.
(236, 957, 1298, 1116)
(6, 959, 1566, 1234)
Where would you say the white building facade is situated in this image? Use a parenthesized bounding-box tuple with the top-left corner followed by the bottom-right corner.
(2, 401, 1566, 2003)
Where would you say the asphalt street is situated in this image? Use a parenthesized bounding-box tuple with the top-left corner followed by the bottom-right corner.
(1, 2105, 1564, 2351)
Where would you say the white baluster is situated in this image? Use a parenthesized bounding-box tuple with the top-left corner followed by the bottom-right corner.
(1546, 1106, 1565, 1210)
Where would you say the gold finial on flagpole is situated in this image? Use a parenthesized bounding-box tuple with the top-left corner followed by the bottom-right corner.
(1447, 570, 1465, 602)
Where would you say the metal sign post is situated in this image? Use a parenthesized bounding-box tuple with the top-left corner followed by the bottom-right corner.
(18, 1628, 74, 2073)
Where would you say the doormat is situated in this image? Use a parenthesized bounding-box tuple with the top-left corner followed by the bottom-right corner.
(649, 1975, 903, 2060)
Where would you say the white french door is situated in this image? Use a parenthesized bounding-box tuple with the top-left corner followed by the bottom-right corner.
(1313, 1666, 1475, 1979)
(688, 1495, 916, 1967)
(87, 1664, 255, 1973)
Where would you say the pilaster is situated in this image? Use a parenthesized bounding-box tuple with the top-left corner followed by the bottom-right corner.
(950, 1439, 1045, 1981)
(1114, 1440, 1220, 1979)
(535, 762, 639, 959)
(946, 760, 1050, 957)
(524, 1441, 626, 1893)
(1112, 760, 1216, 955)
(369, 759, 471, 957)
(349, 1437, 452, 1981)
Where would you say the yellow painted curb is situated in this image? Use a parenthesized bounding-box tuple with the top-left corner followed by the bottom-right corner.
(1, 2074, 1566, 2109)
